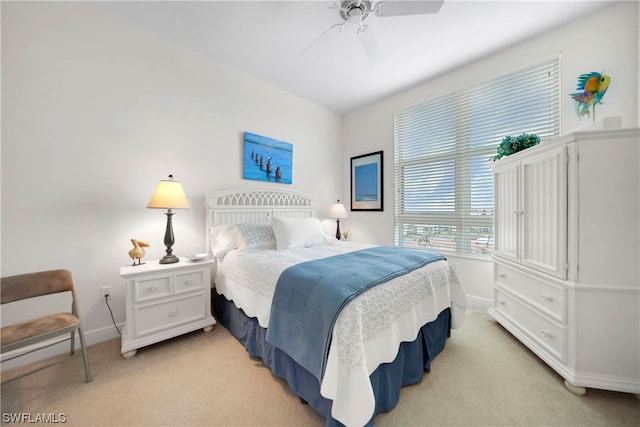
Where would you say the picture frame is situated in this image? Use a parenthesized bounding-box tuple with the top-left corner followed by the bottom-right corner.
(350, 150, 383, 211)
(243, 132, 293, 184)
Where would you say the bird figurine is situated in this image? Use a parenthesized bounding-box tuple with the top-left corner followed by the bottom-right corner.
(128, 239, 150, 266)
(569, 71, 610, 121)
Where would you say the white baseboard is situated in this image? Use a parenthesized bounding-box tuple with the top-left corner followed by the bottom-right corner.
(466, 294, 492, 311)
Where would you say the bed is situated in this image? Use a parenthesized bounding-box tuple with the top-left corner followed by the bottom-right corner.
(205, 188, 469, 426)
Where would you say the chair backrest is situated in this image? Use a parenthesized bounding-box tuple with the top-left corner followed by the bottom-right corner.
(1, 269, 74, 304)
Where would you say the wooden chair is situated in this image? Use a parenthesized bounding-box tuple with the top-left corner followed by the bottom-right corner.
(1, 269, 92, 382)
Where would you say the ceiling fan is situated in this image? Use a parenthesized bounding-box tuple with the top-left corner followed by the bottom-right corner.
(304, 0, 444, 66)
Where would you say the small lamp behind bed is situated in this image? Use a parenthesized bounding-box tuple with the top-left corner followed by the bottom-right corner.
(329, 200, 348, 240)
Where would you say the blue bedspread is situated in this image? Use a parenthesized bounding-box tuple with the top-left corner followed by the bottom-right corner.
(265, 246, 445, 381)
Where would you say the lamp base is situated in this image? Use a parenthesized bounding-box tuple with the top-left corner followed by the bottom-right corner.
(159, 254, 180, 264)
(159, 210, 179, 264)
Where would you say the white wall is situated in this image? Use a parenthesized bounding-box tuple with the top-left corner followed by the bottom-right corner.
(2, 1, 638, 368)
(342, 1, 639, 309)
(1, 1, 343, 366)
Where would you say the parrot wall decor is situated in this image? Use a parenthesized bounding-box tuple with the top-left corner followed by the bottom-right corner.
(569, 71, 610, 121)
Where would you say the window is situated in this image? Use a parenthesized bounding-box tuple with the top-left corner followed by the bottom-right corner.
(393, 58, 560, 256)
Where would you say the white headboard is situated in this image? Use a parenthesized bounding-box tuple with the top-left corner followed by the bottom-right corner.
(205, 187, 315, 252)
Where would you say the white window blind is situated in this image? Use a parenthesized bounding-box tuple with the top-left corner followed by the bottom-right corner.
(393, 58, 560, 256)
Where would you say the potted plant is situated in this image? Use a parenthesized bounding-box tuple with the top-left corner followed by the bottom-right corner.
(490, 133, 540, 161)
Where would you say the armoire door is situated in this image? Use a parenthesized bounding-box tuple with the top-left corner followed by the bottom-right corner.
(520, 146, 568, 279)
(493, 162, 520, 262)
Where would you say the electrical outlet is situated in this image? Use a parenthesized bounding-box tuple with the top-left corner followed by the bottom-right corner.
(101, 286, 112, 299)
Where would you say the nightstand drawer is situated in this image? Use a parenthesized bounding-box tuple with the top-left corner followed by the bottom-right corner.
(133, 274, 171, 303)
(495, 289, 566, 361)
(495, 262, 565, 323)
(175, 269, 205, 294)
(133, 293, 206, 338)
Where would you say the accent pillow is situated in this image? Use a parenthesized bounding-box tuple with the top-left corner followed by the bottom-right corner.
(235, 222, 276, 252)
(270, 216, 329, 250)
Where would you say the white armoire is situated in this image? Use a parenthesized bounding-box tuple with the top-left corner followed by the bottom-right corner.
(488, 126, 639, 395)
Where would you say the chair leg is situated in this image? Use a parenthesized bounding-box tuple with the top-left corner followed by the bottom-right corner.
(76, 328, 92, 383)
(70, 330, 75, 356)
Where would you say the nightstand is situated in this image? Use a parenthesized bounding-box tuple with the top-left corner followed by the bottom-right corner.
(119, 258, 216, 358)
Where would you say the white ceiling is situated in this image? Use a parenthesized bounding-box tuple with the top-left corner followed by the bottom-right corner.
(95, 0, 615, 115)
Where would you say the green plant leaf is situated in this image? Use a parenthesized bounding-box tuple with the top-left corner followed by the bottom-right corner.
(490, 133, 540, 161)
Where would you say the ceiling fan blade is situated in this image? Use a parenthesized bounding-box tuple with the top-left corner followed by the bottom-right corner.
(302, 23, 344, 55)
(374, 0, 444, 17)
(357, 25, 384, 65)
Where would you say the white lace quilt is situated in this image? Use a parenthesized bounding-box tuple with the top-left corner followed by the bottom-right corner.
(215, 241, 469, 426)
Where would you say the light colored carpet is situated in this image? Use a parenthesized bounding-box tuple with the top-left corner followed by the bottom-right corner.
(1, 311, 638, 426)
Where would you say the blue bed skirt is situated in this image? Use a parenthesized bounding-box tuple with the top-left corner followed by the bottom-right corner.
(214, 292, 451, 426)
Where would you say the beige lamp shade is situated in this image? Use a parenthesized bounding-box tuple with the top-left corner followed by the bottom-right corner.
(329, 199, 347, 240)
(147, 176, 190, 210)
(329, 201, 348, 219)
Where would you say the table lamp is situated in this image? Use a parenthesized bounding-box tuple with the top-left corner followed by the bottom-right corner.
(147, 174, 190, 264)
(329, 199, 348, 240)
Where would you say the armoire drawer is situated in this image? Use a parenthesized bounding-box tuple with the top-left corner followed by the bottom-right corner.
(495, 289, 566, 362)
(495, 262, 566, 323)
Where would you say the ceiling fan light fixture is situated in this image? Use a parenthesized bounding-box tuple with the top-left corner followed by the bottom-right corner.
(340, 0, 372, 21)
(304, 0, 444, 65)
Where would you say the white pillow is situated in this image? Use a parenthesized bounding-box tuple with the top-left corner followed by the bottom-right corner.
(210, 224, 239, 258)
(210, 222, 276, 259)
(270, 216, 329, 250)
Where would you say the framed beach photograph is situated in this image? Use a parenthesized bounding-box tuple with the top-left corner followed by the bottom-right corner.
(243, 132, 293, 184)
(351, 150, 383, 211)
